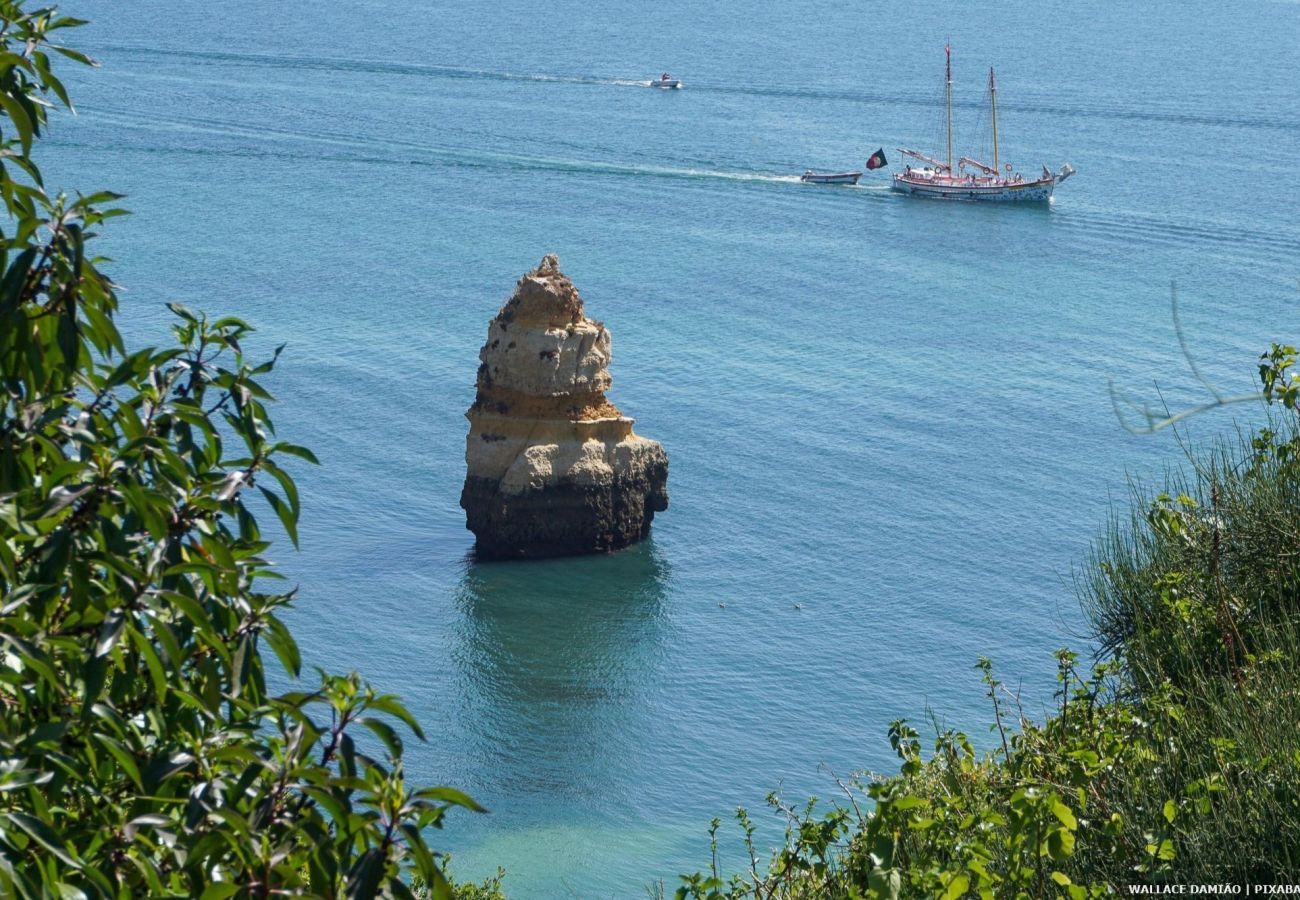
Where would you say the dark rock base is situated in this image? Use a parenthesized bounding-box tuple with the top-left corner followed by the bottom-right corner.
(460, 467, 668, 560)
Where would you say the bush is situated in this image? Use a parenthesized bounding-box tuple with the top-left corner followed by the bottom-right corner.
(0, 5, 485, 896)
(672, 350, 1300, 896)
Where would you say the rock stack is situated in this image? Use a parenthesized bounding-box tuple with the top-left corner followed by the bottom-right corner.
(460, 255, 669, 559)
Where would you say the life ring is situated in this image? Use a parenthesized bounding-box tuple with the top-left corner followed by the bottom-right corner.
(1005, 163, 1012, 172)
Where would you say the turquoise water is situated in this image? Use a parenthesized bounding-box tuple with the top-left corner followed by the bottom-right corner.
(48, 1, 1298, 894)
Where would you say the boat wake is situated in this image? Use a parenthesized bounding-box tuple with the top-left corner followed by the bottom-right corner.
(85, 43, 1300, 134)
(72, 106, 879, 193)
(87, 44, 677, 93)
(63, 107, 1295, 264)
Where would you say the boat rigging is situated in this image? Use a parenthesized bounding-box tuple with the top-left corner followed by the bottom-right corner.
(891, 45, 1075, 203)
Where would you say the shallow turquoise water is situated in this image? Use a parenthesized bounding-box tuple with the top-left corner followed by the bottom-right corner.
(47, 1, 1299, 894)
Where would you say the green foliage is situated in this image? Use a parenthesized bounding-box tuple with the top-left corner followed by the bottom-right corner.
(1258, 343, 1298, 410)
(1078, 383, 1300, 880)
(675, 354, 1300, 896)
(414, 866, 507, 900)
(671, 661, 1169, 898)
(0, 4, 485, 896)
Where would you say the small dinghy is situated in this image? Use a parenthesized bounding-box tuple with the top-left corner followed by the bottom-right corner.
(800, 170, 862, 185)
(652, 72, 682, 89)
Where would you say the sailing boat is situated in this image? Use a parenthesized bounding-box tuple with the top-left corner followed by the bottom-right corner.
(892, 45, 1075, 202)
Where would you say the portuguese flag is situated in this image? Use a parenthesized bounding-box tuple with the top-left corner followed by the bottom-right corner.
(865, 148, 888, 170)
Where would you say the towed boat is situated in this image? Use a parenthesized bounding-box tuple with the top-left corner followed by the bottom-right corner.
(892, 45, 1074, 203)
(800, 170, 862, 185)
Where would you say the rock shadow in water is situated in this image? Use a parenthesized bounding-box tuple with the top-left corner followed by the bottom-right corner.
(450, 541, 671, 803)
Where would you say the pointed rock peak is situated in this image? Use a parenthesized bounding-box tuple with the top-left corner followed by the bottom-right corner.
(461, 257, 669, 558)
(499, 253, 584, 328)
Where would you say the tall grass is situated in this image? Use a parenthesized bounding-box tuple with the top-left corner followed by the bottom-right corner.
(1080, 425, 1300, 880)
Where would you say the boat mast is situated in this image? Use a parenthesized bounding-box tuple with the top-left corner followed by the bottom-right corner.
(945, 43, 953, 173)
(989, 67, 999, 175)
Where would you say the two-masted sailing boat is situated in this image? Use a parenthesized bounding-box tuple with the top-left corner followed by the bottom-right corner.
(892, 45, 1075, 202)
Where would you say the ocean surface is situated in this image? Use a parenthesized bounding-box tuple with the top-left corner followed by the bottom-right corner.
(46, 1, 1298, 895)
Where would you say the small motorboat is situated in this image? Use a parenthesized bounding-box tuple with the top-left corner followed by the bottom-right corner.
(652, 72, 682, 89)
(800, 170, 862, 185)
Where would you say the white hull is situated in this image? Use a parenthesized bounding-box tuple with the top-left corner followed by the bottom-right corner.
(891, 164, 1073, 203)
(891, 176, 1053, 202)
(894, 50, 1076, 205)
(652, 79, 681, 89)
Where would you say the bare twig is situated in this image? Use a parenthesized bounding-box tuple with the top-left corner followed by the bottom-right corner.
(1111, 281, 1264, 434)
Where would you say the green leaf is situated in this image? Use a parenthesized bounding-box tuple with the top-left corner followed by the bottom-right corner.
(1162, 799, 1176, 824)
(0, 246, 38, 315)
(261, 459, 300, 515)
(128, 625, 169, 700)
(345, 848, 385, 900)
(427, 865, 454, 900)
(80, 293, 123, 356)
(272, 442, 320, 465)
(0, 769, 53, 792)
(941, 873, 969, 900)
(889, 795, 926, 811)
(414, 786, 487, 814)
(1046, 826, 1076, 861)
(398, 822, 438, 881)
(37, 484, 92, 519)
(259, 486, 298, 549)
(9, 639, 62, 693)
(154, 590, 218, 642)
(231, 634, 253, 699)
(95, 609, 125, 657)
(359, 717, 403, 758)
(80, 655, 108, 720)
(264, 615, 301, 678)
(299, 786, 348, 824)
(368, 695, 426, 741)
(166, 301, 198, 322)
(2, 812, 81, 867)
(93, 734, 143, 790)
(0, 90, 34, 157)
(1051, 799, 1077, 831)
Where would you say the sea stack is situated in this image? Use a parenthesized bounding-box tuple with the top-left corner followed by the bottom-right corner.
(460, 255, 668, 559)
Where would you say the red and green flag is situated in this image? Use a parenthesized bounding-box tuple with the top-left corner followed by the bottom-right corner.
(865, 148, 888, 170)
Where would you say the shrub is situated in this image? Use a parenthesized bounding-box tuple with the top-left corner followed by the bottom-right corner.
(0, 4, 484, 896)
(672, 350, 1300, 896)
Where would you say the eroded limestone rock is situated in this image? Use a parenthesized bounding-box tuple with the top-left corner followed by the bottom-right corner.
(460, 255, 668, 559)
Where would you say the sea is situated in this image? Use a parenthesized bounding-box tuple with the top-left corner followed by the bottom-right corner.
(46, 1, 1299, 895)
